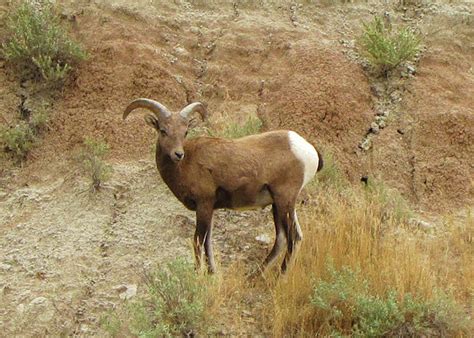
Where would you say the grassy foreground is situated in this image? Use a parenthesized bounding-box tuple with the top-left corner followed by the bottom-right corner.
(103, 155, 472, 336)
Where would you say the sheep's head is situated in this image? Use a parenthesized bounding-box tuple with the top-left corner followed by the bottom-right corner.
(123, 99, 207, 163)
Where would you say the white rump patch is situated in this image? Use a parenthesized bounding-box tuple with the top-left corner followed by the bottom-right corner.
(288, 131, 319, 187)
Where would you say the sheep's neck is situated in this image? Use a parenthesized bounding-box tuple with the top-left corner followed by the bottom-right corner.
(155, 145, 184, 199)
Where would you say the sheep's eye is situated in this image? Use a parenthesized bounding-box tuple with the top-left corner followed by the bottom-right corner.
(160, 129, 167, 136)
(185, 130, 189, 137)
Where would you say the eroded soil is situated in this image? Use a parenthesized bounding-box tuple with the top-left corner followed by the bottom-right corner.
(0, 0, 473, 335)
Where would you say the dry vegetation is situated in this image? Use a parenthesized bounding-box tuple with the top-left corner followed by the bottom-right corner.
(0, 0, 473, 336)
(272, 167, 472, 336)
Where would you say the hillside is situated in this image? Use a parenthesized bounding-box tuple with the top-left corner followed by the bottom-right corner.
(0, 0, 473, 336)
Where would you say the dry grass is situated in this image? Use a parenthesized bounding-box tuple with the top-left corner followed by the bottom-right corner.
(270, 182, 472, 336)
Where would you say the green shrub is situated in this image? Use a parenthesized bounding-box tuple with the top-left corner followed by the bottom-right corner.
(131, 258, 208, 337)
(311, 264, 469, 337)
(0, 105, 50, 162)
(78, 138, 113, 191)
(359, 16, 421, 75)
(102, 258, 211, 337)
(29, 106, 50, 132)
(1, 0, 86, 83)
(0, 122, 36, 161)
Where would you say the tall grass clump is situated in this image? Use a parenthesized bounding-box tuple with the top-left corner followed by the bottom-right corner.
(1, 0, 86, 83)
(214, 115, 262, 139)
(78, 138, 113, 191)
(224, 116, 262, 138)
(102, 258, 215, 337)
(359, 15, 421, 75)
(272, 157, 471, 336)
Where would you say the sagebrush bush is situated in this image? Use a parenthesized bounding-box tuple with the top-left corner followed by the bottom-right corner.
(0, 106, 49, 162)
(0, 122, 36, 161)
(1, 0, 86, 82)
(78, 138, 113, 191)
(310, 264, 469, 337)
(359, 16, 421, 75)
(102, 258, 211, 337)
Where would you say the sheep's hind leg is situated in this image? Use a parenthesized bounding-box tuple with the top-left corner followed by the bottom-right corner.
(261, 203, 286, 270)
(294, 209, 303, 241)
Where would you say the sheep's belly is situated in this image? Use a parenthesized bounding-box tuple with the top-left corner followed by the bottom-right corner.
(231, 189, 273, 211)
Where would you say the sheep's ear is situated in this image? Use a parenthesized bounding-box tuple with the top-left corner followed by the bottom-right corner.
(144, 114, 160, 130)
(188, 116, 200, 129)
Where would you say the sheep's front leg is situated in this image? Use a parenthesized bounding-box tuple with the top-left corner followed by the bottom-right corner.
(194, 203, 216, 273)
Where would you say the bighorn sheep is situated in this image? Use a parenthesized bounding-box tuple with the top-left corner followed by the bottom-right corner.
(123, 98, 323, 273)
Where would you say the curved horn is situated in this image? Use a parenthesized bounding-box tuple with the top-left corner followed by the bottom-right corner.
(123, 98, 172, 120)
(179, 102, 207, 121)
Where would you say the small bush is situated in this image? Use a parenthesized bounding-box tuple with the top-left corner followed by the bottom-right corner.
(311, 264, 469, 337)
(0, 122, 36, 161)
(1, 0, 86, 83)
(29, 106, 50, 133)
(78, 138, 113, 191)
(102, 258, 211, 337)
(359, 16, 421, 75)
(0, 105, 49, 162)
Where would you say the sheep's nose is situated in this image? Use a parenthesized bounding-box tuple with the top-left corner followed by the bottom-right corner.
(175, 151, 184, 160)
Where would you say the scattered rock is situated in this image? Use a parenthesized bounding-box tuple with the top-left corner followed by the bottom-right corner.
(377, 119, 387, 129)
(2, 285, 12, 295)
(16, 304, 26, 314)
(397, 128, 405, 135)
(189, 26, 200, 35)
(29, 297, 48, 306)
(369, 122, 380, 134)
(28, 297, 55, 322)
(370, 83, 385, 98)
(173, 46, 188, 56)
(390, 90, 402, 103)
(376, 109, 390, 118)
(406, 63, 416, 75)
(0, 263, 12, 271)
(255, 234, 271, 245)
(359, 137, 372, 151)
(242, 310, 252, 317)
(114, 284, 137, 300)
(409, 218, 435, 232)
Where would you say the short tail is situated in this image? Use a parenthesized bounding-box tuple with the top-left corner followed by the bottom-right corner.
(316, 149, 324, 172)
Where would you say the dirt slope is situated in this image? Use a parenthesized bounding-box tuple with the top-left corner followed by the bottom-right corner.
(0, 160, 272, 335)
(0, 0, 473, 335)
